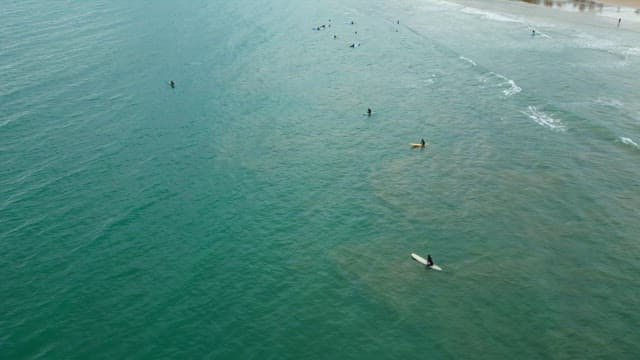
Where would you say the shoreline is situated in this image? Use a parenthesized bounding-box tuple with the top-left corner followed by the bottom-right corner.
(517, 0, 640, 10)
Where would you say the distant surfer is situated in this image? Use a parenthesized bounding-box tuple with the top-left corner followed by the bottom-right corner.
(367, 108, 372, 116)
(410, 139, 427, 148)
(618, 18, 621, 27)
(426, 255, 434, 267)
(170, 80, 175, 88)
(531, 29, 536, 37)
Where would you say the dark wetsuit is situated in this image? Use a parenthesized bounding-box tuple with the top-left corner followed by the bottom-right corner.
(427, 255, 434, 267)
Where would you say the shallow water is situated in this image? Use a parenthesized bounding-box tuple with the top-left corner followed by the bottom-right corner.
(2, 0, 640, 358)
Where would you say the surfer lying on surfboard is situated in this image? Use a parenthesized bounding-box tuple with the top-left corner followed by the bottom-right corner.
(410, 138, 427, 148)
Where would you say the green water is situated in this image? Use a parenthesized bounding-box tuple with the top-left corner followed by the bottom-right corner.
(2, 0, 640, 358)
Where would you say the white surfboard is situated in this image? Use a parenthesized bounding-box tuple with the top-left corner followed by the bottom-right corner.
(411, 253, 442, 271)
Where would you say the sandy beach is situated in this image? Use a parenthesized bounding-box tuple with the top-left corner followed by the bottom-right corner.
(600, 0, 640, 8)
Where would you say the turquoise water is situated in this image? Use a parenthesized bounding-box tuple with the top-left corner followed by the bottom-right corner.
(2, 0, 640, 358)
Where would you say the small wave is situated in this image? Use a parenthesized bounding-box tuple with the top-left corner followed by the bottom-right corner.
(522, 106, 566, 131)
(459, 56, 477, 66)
(595, 97, 624, 108)
(489, 72, 521, 96)
(626, 47, 640, 56)
(572, 33, 633, 61)
(0, 110, 31, 128)
(460, 7, 522, 23)
(623, 47, 640, 62)
(620, 137, 639, 149)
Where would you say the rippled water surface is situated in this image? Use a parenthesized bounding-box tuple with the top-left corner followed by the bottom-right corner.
(2, 0, 640, 358)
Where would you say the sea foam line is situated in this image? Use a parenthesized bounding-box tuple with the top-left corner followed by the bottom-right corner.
(522, 106, 566, 131)
(460, 7, 522, 23)
(620, 137, 639, 149)
(459, 56, 477, 66)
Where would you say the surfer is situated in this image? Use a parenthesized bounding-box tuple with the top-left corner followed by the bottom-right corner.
(426, 255, 434, 267)
(531, 30, 536, 37)
(618, 18, 621, 27)
(421, 138, 425, 147)
(170, 80, 175, 88)
(367, 108, 372, 116)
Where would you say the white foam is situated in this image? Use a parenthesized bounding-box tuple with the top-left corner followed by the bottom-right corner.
(570, 35, 640, 64)
(626, 47, 640, 56)
(620, 137, 639, 149)
(460, 7, 522, 23)
(489, 72, 521, 96)
(522, 106, 566, 131)
(459, 56, 477, 66)
(538, 33, 553, 40)
(623, 47, 640, 62)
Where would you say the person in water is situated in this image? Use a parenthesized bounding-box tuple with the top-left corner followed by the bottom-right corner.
(170, 80, 175, 88)
(426, 254, 434, 267)
(367, 108, 372, 116)
(531, 30, 536, 37)
(420, 138, 425, 147)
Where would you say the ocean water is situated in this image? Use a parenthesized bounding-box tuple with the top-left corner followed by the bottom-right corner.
(2, 0, 640, 358)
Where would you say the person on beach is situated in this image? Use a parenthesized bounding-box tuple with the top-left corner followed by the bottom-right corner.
(427, 255, 434, 267)
(367, 108, 372, 116)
